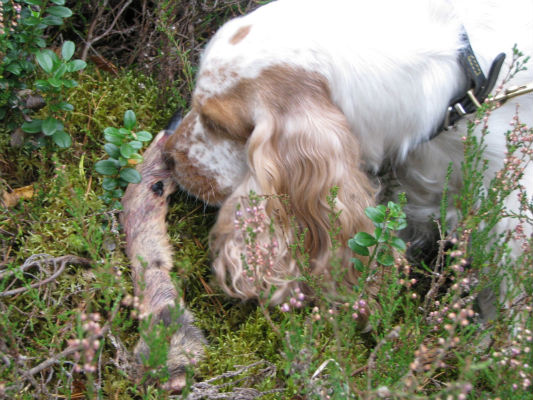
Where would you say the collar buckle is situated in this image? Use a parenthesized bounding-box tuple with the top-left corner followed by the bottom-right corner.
(431, 29, 506, 139)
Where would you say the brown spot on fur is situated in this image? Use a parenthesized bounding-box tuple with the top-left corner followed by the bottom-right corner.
(163, 112, 228, 204)
(229, 25, 251, 45)
(199, 95, 254, 142)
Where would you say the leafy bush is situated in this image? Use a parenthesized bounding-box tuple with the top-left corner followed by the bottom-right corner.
(20, 40, 86, 147)
(95, 109, 152, 208)
(0, 0, 74, 122)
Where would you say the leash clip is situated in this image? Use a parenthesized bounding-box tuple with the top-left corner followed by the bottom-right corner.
(493, 82, 533, 104)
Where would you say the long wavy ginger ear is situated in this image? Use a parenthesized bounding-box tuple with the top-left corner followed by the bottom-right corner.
(210, 96, 376, 304)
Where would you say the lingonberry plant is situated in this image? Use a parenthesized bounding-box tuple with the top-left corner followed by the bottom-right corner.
(95, 110, 152, 208)
(348, 198, 407, 270)
(1, 0, 76, 140)
(20, 40, 86, 148)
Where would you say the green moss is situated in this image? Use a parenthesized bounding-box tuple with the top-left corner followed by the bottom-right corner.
(66, 65, 186, 147)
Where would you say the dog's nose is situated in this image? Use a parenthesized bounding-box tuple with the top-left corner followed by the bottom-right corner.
(165, 111, 183, 133)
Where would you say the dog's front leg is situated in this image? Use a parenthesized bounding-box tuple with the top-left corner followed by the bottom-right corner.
(121, 129, 205, 392)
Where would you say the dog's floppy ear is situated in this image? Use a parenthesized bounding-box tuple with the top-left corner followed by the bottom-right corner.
(210, 90, 376, 303)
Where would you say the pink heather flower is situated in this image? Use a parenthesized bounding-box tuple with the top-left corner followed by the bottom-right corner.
(280, 303, 290, 312)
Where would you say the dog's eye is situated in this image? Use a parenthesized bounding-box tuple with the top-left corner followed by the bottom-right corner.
(201, 115, 229, 136)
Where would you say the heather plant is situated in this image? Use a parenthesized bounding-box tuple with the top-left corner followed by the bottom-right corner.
(233, 191, 281, 300)
(1, 4, 532, 397)
(223, 55, 532, 398)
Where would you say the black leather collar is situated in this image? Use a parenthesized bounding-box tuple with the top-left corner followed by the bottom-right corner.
(430, 28, 506, 139)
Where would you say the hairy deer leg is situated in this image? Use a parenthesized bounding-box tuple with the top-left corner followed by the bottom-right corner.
(121, 128, 205, 392)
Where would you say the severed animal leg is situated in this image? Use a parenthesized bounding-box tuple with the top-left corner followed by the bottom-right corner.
(121, 121, 205, 392)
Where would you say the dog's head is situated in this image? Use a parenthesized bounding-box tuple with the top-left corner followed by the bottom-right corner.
(163, 21, 376, 303)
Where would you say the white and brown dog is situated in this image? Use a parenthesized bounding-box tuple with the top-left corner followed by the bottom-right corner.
(122, 0, 532, 391)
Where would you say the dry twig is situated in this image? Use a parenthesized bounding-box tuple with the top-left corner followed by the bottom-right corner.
(0, 254, 92, 297)
(176, 360, 283, 400)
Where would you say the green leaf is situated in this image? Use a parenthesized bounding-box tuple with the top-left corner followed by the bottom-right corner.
(377, 253, 395, 267)
(35, 79, 51, 91)
(47, 77, 63, 88)
(102, 177, 118, 191)
(376, 228, 390, 243)
(390, 236, 407, 252)
(120, 143, 135, 159)
(111, 200, 123, 209)
(52, 130, 71, 148)
(35, 37, 47, 48)
(100, 193, 113, 204)
(62, 79, 78, 88)
(25, 0, 44, 5)
(61, 41, 75, 61)
(104, 127, 120, 136)
(393, 220, 408, 231)
(56, 102, 74, 111)
(348, 238, 369, 256)
(53, 63, 68, 79)
(104, 135, 123, 146)
(6, 62, 22, 75)
(124, 110, 136, 130)
(95, 160, 119, 176)
(46, 6, 72, 18)
(50, 0, 66, 5)
(135, 130, 152, 142)
(128, 153, 143, 163)
(67, 59, 86, 72)
(21, 119, 43, 134)
(42, 117, 63, 136)
(112, 189, 124, 198)
(351, 258, 365, 273)
(129, 140, 142, 150)
(104, 143, 120, 158)
(42, 15, 64, 25)
(22, 15, 42, 26)
(365, 206, 386, 224)
(353, 232, 377, 247)
(36, 51, 54, 73)
(119, 168, 141, 184)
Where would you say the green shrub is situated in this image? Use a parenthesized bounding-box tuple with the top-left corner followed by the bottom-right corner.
(95, 109, 152, 208)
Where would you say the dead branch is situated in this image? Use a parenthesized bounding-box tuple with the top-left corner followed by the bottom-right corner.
(0, 254, 92, 297)
(422, 220, 449, 317)
(81, 0, 134, 61)
(175, 360, 283, 400)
